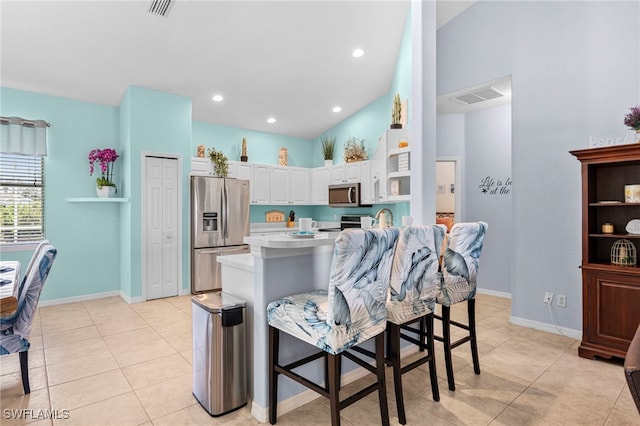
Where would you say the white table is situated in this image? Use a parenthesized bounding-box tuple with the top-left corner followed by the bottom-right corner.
(0, 260, 21, 317)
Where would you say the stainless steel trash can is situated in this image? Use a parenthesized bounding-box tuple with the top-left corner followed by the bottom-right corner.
(192, 292, 247, 416)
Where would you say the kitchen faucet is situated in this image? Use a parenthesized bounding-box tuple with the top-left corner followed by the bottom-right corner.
(375, 208, 393, 227)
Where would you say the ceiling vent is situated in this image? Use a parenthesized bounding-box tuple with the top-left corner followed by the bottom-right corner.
(451, 87, 504, 105)
(149, 0, 173, 18)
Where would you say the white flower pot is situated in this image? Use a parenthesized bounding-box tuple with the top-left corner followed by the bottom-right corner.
(97, 186, 117, 198)
(324, 159, 333, 167)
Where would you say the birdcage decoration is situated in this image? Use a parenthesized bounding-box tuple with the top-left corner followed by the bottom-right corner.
(611, 239, 637, 266)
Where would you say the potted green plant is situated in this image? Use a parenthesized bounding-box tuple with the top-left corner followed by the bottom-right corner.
(320, 135, 336, 167)
(391, 93, 403, 129)
(88, 148, 119, 198)
(344, 136, 367, 163)
(208, 147, 229, 177)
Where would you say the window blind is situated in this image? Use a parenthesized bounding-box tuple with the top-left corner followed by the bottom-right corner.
(0, 154, 44, 244)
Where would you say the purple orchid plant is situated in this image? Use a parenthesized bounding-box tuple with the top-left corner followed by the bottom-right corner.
(89, 148, 120, 188)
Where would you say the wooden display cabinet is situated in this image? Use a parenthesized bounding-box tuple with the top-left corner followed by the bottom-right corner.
(571, 144, 640, 360)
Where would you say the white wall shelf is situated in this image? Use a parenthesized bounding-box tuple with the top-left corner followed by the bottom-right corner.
(388, 147, 411, 157)
(387, 194, 410, 202)
(65, 198, 130, 203)
(388, 171, 411, 179)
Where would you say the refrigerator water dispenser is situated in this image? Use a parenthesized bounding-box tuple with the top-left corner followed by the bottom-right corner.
(203, 212, 218, 232)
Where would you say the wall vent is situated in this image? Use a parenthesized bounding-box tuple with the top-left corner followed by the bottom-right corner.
(149, 0, 173, 18)
(451, 87, 504, 105)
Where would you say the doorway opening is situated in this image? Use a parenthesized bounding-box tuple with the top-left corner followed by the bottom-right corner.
(436, 158, 461, 232)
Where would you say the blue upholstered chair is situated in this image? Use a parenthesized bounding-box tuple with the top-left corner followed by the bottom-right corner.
(385, 224, 446, 424)
(17, 239, 50, 296)
(267, 228, 399, 426)
(434, 222, 487, 391)
(0, 244, 57, 394)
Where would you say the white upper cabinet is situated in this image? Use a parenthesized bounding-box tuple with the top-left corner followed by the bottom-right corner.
(311, 167, 331, 205)
(359, 160, 373, 205)
(252, 164, 271, 204)
(201, 142, 400, 207)
(331, 162, 361, 184)
(270, 166, 310, 205)
(234, 162, 253, 181)
(228, 161, 269, 204)
(289, 167, 310, 205)
(191, 157, 211, 175)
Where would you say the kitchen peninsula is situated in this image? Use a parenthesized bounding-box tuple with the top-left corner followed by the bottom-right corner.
(218, 232, 339, 422)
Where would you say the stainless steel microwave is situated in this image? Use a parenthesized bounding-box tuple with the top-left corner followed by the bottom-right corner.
(329, 183, 369, 207)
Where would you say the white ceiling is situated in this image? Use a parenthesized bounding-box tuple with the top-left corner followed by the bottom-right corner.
(1, 0, 475, 139)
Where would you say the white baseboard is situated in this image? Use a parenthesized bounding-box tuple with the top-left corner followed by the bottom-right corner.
(38, 290, 122, 307)
(250, 344, 421, 423)
(119, 291, 146, 304)
(510, 315, 582, 340)
(39, 288, 189, 307)
(476, 287, 511, 299)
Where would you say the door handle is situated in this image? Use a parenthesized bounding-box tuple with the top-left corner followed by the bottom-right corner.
(347, 187, 353, 203)
(224, 183, 229, 239)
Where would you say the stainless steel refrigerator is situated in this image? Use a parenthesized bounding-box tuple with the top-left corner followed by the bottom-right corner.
(191, 176, 250, 293)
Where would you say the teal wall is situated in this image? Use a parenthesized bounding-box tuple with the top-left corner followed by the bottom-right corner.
(0, 87, 121, 300)
(192, 121, 312, 168)
(122, 86, 192, 297)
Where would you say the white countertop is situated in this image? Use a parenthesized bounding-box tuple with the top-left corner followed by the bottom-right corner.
(250, 221, 340, 235)
(244, 231, 338, 249)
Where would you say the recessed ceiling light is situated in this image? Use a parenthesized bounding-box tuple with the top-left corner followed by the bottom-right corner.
(332, 106, 342, 113)
(267, 117, 277, 124)
(212, 94, 224, 102)
(352, 48, 364, 58)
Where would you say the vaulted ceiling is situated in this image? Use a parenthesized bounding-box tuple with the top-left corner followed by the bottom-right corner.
(1, 1, 475, 139)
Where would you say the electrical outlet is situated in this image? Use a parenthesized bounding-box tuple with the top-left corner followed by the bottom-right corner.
(544, 292, 553, 304)
(557, 294, 567, 308)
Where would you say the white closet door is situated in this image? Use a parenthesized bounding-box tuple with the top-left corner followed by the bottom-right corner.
(145, 156, 179, 299)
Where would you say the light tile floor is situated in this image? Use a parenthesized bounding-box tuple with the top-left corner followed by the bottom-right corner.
(0, 293, 637, 425)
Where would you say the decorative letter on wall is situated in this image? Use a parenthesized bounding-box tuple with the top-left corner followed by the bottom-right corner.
(479, 176, 512, 195)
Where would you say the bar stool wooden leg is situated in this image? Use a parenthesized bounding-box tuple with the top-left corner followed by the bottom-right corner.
(328, 353, 341, 426)
(19, 351, 30, 394)
(387, 323, 406, 424)
(441, 305, 456, 391)
(468, 299, 480, 375)
(425, 314, 440, 401)
(269, 326, 279, 424)
(375, 333, 391, 426)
